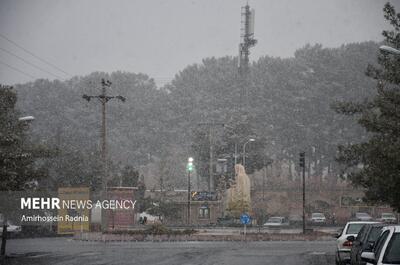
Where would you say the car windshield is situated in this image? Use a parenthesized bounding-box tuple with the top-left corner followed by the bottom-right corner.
(383, 233, 400, 264)
(382, 213, 394, 218)
(312, 213, 324, 217)
(346, 223, 365, 234)
(356, 213, 370, 217)
(267, 217, 282, 223)
(367, 227, 383, 242)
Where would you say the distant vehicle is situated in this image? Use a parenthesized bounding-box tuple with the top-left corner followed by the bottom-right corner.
(335, 221, 380, 265)
(0, 221, 22, 236)
(289, 214, 303, 226)
(310, 213, 326, 224)
(263, 216, 289, 227)
(138, 212, 161, 224)
(355, 213, 373, 221)
(216, 217, 243, 227)
(378, 213, 397, 224)
(349, 223, 385, 265)
(360, 225, 400, 265)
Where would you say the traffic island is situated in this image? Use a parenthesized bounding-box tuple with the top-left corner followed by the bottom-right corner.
(73, 225, 335, 242)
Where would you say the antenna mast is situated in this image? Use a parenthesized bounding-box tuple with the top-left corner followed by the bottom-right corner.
(238, 4, 257, 111)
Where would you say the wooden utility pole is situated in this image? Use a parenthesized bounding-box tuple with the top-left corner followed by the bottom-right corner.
(82, 79, 125, 230)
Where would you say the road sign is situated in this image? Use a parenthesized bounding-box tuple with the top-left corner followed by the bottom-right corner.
(240, 213, 251, 225)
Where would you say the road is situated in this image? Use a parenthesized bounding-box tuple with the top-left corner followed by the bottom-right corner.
(4, 237, 336, 265)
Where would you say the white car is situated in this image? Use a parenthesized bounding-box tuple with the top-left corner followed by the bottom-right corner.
(138, 212, 161, 224)
(379, 213, 397, 224)
(263, 216, 289, 226)
(310, 212, 326, 224)
(361, 225, 400, 265)
(336, 221, 380, 265)
(0, 221, 22, 235)
(355, 212, 373, 221)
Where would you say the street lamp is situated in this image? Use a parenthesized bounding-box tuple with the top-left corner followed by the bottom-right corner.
(18, 116, 35, 122)
(242, 138, 255, 168)
(379, 45, 400, 55)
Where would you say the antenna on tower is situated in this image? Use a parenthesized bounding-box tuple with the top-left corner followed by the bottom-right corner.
(238, 4, 257, 74)
(238, 3, 257, 113)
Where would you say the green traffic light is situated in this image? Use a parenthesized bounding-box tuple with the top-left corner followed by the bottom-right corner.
(187, 163, 193, 172)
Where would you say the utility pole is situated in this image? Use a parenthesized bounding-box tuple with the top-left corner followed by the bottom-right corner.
(82, 79, 126, 231)
(299, 152, 306, 234)
(238, 4, 257, 111)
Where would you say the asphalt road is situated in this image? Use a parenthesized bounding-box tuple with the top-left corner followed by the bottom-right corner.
(4, 238, 336, 265)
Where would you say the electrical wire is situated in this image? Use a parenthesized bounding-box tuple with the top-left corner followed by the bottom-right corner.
(0, 59, 37, 79)
(0, 33, 71, 77)
(0, 47, 64, 79)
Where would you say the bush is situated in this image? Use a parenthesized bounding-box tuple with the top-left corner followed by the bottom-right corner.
(105, 224, 197, 235)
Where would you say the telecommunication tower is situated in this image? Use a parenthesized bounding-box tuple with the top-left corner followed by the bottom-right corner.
(238, 4, 257, 75)
(238, 4, 257, 111)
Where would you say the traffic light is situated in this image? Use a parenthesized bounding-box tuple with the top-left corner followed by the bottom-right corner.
(299, 152, 305, 168)
(187, 157, 194, 172)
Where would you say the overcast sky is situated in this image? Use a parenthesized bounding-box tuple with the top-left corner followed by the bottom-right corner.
(0, 0, 399, 87)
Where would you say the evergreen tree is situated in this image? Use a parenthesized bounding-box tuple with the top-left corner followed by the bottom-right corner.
(336, 3, 400, 211)
(0, 85, 47, 257)
(0, 85, 45, 190)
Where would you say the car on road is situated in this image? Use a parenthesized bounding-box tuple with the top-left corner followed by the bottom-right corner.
(360, 225, 400, 265)
(263, 216, 289, 227)
(310, 212, 326, 224)
(0, 221, 22, 236)
(378, 213, 397, 224)
(355, 213, 373, 221)
(336, 221, 380, 265)
(349, 223, 385, 265)
(217, 217, 239, 227)
(138, 212, 161, 224)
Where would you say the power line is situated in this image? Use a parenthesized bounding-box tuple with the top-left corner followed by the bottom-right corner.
(0, 47, 64, 79)
(0, 33, 71, 77)
(0, 59, 37, 79)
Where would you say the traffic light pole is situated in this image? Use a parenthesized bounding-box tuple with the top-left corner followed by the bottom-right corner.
(187, 170, 191, 225)
(302, 161, 306, 234)
(186, 157, 193, 226)
(300, 152, 306, 234)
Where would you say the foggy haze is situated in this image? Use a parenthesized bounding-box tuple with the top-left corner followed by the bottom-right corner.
(0, 0, 398, 86)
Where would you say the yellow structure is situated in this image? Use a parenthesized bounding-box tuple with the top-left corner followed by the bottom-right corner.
(57, 187, 90, 234)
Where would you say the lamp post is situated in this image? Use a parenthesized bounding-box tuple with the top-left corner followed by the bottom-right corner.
(187, 157, 194, 225)
(242, 138, 255, 168)
(234, 142, 238, 165)
(18, 116, 35, 122)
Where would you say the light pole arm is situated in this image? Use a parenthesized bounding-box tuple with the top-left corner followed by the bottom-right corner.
(379, 45, 400, 55)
